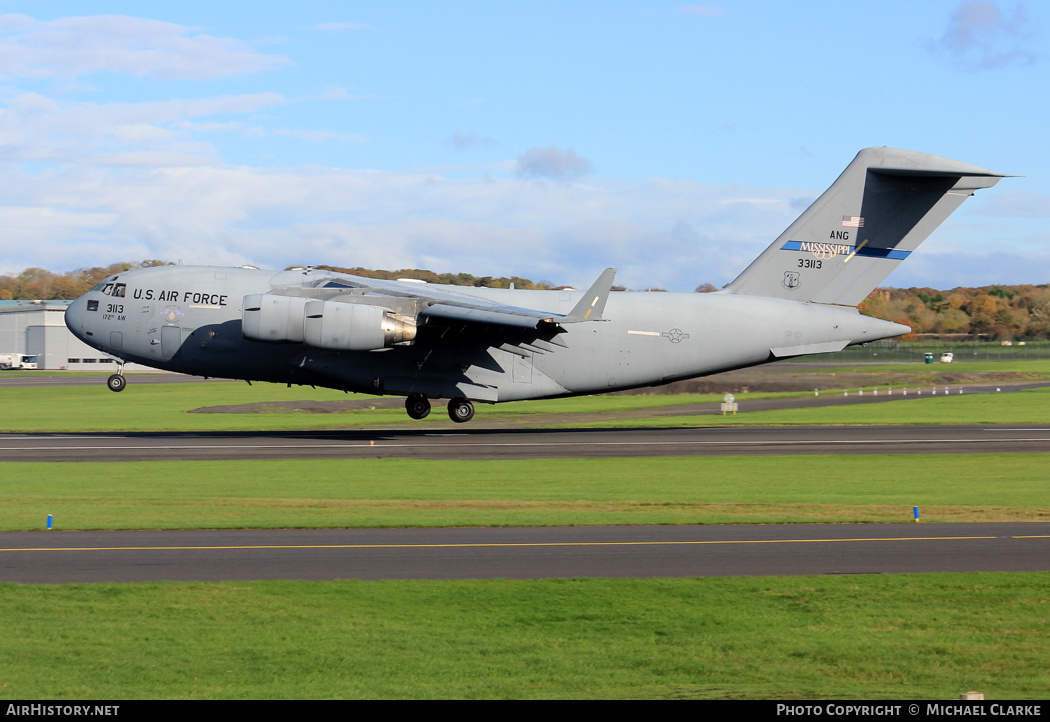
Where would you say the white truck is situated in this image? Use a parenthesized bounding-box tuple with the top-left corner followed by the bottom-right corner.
(0, 353, 38, 370)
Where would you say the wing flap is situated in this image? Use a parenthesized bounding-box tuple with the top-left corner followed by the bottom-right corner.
(420, 303, 555, 328)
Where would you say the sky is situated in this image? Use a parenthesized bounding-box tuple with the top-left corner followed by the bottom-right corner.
(0, 0, 1047, 292)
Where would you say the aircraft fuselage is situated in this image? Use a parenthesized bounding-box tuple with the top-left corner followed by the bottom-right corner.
(65, 264, 903, 403)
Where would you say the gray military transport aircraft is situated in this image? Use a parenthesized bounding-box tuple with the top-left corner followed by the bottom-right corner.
(65, 147, 1004, 423)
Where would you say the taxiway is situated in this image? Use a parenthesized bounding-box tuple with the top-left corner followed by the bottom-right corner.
(2, 523, 1047, 584)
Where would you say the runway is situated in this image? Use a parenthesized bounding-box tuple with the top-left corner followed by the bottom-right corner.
(3, 424, 1050, 461)
(1, 523, 1047, 584)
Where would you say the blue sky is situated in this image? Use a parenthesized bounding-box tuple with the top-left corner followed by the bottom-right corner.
(0, 1, 1047, 291)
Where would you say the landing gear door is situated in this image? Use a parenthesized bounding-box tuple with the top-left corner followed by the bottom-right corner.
(160, 325, 183, 359)
(512, 353, 533, 383)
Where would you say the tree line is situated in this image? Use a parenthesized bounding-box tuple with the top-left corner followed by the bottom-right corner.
(3, 263, 1049, 340)
(0, 262, 172, 301)
(312, 265, 556, 290)
(857, 285, 1050, 341)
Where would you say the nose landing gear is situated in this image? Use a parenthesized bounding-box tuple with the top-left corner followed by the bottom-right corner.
(106, 361, 127, 392)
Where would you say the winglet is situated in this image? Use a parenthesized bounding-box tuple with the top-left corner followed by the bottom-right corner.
(560, 268, 616, 323)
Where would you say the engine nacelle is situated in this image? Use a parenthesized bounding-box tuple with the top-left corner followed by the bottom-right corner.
(303, 300, 418, 350)
(242, 294, 416, 350)
(242, 294, 309, 343)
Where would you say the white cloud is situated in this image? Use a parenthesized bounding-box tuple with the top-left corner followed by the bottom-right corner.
(448, 131, 498, 151)
(0, 161, 808, 290)
(0, 14, 292, 80)
(929, 1, 1037, 70)
(979, 190, 1050, 217)
(262, 128, 368, 143)
(889, 249, 1050, 289)
(0, 91, 289, 166)
(515, 147, 593, 181)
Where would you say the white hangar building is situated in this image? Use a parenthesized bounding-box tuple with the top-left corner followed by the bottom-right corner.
(0, 301, 148, 372)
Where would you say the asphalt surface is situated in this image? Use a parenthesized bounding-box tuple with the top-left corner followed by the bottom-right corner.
(4, 424, 1050, 461)
(1, 523, 1047, 584)
(0, 372, 226, 388)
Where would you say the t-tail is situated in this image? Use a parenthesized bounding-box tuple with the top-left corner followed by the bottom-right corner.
(724, 147, 1005, 306)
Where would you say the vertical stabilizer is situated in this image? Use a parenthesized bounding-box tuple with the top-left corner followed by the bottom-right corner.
(724, 148, 1004, 306)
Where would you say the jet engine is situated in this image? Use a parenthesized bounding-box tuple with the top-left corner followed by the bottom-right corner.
(242, 294, 416, 350)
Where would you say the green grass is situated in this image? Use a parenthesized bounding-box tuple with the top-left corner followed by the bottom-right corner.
(0, 382, 399, 432)
(1, 574, 1047, 699)
(0, 381, 773, 432)
(2, 372, 1049, 432)
(4, 455, 1049, 531)
(558, 387, 1050, 428)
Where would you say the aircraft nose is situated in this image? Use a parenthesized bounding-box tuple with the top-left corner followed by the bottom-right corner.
(64, 295, 89, 340)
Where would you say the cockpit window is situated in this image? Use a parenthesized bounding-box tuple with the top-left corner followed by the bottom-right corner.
(98, 283, 126, 297)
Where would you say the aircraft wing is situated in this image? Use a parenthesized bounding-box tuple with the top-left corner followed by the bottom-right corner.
(311, 267, 616, 329)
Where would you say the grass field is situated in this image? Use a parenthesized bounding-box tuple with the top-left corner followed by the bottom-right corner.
(0, 381, 764, 432)
(3, 454, 1050, 531)
(2, 574, 1048, 699)
(1, 366, 1049, 432)
(566, 386, 1050, 428)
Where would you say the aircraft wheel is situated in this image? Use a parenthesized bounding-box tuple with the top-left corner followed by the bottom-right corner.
(107, 374, 127, 393)
(405, 394, 431, 420)
(447, 397, 475, 423)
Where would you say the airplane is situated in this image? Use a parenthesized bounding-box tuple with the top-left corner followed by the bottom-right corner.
(65, 147, 1005, 423)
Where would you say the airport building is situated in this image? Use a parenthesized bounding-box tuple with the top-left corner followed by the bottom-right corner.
(0, 300, 148, 371)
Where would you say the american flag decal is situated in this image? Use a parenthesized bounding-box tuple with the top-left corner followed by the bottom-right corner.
(841, 216, 864, 228)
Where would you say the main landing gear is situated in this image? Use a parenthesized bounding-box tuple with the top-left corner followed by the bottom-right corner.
(106, 362, 127, 392)
(405, 394, 431, 420)
(447, 397, 474, 423)
(404, 394, 475, 423)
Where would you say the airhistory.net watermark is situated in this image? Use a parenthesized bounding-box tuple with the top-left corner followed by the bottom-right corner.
(6, 706, 119, 717)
